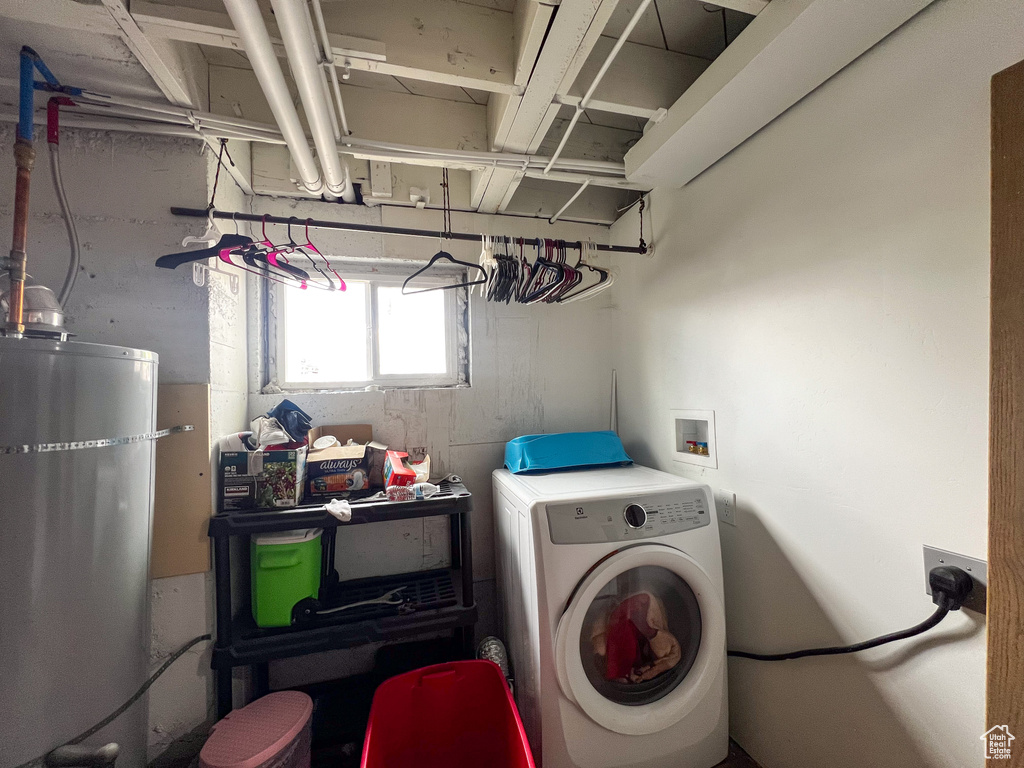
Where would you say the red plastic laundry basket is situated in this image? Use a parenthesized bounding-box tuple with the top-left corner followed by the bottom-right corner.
(361, 660, 535, 768)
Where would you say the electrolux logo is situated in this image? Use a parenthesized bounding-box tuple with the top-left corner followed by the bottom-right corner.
(982, 726, 1015, 760)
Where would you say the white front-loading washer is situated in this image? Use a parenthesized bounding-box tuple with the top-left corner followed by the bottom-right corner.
(493, 465, 728, 768)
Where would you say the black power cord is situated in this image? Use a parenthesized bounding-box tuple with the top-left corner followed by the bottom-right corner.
(728, 566, 974, 662)
(13, 634, 212, 768)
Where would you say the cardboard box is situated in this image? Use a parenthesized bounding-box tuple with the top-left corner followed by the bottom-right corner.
(220, 448, 306, 511)
(307, 443, 372, 497)
(384, 450, 416, 487)
(305, 425, 388, 499)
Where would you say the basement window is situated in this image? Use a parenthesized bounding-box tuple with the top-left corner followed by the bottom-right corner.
(268, 270, 468, 391)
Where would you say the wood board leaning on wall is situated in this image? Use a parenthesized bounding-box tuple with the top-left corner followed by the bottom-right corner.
(151, 383, 212, 578)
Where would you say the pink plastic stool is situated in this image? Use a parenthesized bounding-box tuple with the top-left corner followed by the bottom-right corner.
(200, 691, 313, 768)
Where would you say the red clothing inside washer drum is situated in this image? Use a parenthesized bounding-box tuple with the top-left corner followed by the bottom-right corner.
(593, 591, 683, 682)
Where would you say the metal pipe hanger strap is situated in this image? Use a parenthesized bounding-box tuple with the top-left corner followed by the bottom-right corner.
(1, 425, 194, 455)
(169, 207, 648, 254)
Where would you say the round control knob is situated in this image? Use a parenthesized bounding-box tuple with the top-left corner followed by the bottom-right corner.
(623, 504, 647, 529)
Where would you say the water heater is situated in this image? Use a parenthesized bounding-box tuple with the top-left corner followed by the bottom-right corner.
(0, 338, 158, 768)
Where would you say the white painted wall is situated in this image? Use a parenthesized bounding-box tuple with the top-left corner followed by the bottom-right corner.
(610, 2, 1021, 767)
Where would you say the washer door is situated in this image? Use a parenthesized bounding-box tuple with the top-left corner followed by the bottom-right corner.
(554, 544, 725, 735)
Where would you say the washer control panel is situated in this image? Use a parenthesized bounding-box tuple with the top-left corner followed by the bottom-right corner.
(547, 489, 711, 544)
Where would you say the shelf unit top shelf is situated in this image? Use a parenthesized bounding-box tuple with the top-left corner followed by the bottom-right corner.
(210, 480, 472, 536)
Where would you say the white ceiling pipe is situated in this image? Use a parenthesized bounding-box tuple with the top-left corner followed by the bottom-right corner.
(302, 2, 340, 140)
(67, 93, 285, 136)
(305, 0, 357, 200)
(271, 0, 354, 201)
(525, 169, 648, 191)
(310, 0, 351, 136)
(543, 0, 655, 175)
(548, 179, 591, 224)
(222, 0, 324, 195)
(345, 146, 635, 184)
(68, 103, 284, 142)
(342, 136, 627, 173)
(4, 108, 645, 196)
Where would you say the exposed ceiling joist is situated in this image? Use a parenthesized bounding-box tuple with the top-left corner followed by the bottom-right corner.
(475, 0, 623, 213)
(134, 1, 523, 96)
(99, 0, 205, 108)
(96, 0, 253, 195)
(705, 0, 771, 15)
(513, 0, 556, 87)
(563, 38, 709, 117)
(0, 0, 120, 35)
(131, 1, 386, 62)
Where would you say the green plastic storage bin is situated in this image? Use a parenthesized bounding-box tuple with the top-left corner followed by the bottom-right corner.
(251, 528, 322, 628)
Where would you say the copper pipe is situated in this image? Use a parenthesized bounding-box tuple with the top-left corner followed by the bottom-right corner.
(7, 138, 35, 337)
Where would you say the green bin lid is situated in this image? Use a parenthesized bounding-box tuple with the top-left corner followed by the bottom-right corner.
(253, 528, 322, 546)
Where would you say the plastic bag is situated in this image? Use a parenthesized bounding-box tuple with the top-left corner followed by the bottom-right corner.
(264, 399, 313, 443)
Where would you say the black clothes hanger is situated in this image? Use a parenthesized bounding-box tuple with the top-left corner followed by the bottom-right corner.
(156, 233, 252, 270)
(280, 217, 338, 291)
(402, 248, 488, 295)
(521, 239, 564, 304)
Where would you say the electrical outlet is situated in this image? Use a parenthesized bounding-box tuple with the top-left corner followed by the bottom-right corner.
(716, 490, 736, 527)
(923, 546, 987, 614)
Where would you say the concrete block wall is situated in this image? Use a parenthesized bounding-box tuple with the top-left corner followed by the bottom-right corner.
(0, 125, 619, 756)
(241, 194, 619, 686)
(0, 125, 246, 761)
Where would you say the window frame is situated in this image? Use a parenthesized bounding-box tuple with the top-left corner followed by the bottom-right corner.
(268, 266, 468, 392)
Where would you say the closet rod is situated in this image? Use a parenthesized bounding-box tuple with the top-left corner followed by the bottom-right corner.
(170, 207, 648, 255)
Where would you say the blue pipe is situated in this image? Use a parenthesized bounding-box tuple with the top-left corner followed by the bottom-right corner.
(18, 48, 33, 142)
(18, 47, 75, 142)
(21, 46, 60, 87)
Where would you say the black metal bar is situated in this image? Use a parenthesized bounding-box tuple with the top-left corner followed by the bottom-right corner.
(457, 502, 476, 656)
(170, 206, 648, 254)
(253, 663, 270, 698)
(213, 534, 234, 718)
(216, 668, 232, 718)
(460, 504, 474, 608)
(449, 515, 461, 571)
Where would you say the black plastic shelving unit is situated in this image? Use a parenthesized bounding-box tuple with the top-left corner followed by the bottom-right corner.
(209, 479, 476, 718)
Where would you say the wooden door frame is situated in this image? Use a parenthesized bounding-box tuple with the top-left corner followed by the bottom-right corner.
(988, 58, 1024, 767)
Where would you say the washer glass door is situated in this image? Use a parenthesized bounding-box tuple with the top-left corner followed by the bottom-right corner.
(580, 564, 702, 705)
(555, 545, 725, 735)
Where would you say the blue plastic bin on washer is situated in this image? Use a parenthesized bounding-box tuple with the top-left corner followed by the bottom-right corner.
(503, 431, 632, 474)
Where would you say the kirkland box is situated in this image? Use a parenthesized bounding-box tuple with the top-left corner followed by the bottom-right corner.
(220, 448, 307, 511)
